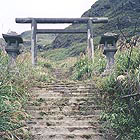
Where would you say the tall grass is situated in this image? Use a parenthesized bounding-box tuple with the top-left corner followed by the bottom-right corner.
(0, 52, 37, 139)
(71, 45, 140, 139)
(71, 50, 106, 80)
(100, 47, 140, 139)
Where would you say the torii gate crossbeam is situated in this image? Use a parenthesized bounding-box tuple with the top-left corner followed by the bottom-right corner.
(16, 17, 108, 65)
(16, 17, 108, 24)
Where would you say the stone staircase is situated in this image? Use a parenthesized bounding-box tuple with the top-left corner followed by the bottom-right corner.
(26, 82, 105, 140)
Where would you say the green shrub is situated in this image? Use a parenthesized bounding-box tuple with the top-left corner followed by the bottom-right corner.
(0, 53, 35, 139)
(72, 50, 106, 80)
(72, 56, 93, 80)
(115, 48, 140, 75)
(101, 47, 140, 140)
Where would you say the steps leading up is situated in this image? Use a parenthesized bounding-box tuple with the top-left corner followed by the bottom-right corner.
(26, 82, 106, 140)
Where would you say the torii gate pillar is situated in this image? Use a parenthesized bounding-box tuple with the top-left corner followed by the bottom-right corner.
(87, 19, 94, 61)
(31, 19, 37, 66)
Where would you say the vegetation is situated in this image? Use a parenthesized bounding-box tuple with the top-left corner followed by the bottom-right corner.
(0, 52, 30, 139)
(0, 51, 52, 139)
(40, 42, 87, 61)
(21, 30, 56, 46)
(69, 35, 140, 139)
(67, 3, 140, 138)
(71, 50, 106, 80)
(51, 0, 140, 51)
(100, 47, 140, 140)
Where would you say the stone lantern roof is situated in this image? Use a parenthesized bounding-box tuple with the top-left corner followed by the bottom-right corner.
(2, 34, 23, 44)
(100, 32, 119, 45)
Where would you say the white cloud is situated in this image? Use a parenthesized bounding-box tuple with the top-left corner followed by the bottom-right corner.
(0, 0, 97, 36)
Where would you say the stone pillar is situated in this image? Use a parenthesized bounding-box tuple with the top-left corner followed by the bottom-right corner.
(100, 33, 119, 72)
(87, 19, 94, 61)
(2, 34, 23, 70)
(31, 19, 37, 66)
(104, 47, 116, 70)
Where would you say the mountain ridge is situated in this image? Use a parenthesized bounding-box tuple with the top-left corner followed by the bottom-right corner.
(19, 0, 140, 60)
(51, 0, 140, 50)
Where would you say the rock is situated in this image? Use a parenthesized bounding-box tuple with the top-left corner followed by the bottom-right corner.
(117, 75, 126, 82)
(63, 106, 72, 113)
(69, 98, 77, 104)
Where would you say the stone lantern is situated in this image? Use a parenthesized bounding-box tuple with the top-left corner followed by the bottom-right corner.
(100, 32, 119, 72)
(2, 33, 23, 68)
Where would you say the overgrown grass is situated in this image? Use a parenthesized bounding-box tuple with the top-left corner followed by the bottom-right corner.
(0, 51, 51, 139)
(71, 45, 140, 139)
(99, 47, 140, 139)
(40, 42, 86, 61)
(71, 50, 106, 80)
(35, 57, 54, 83)
(115, 48, 140, 75)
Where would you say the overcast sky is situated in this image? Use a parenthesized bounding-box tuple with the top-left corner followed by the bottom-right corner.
(0, 0, 97, 36)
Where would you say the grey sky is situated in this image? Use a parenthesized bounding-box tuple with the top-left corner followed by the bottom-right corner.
(0, 0, 97, 36)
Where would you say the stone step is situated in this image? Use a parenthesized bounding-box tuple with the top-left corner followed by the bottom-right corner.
(28, 125, 102, 132)
(37, 83, 95, 87)
(31, 128, 103, 135)
(34, 88, 96, 92)
(30, 114, 101, 121)
(45, 87, 95, 91)
(26, 105, 102, 111)
(32, 90, 98, 95)
(30, 96, 100, 100)
(31, 94, 100, 99)
(31, 92, 100, 98)
(33, 87, 93, 90)
(27, 120, 100, 126)
(27, 100, 101, 108)
(45, 85, 93, 88)
(45, 84, 94, 87)
(29, 125, 101, 130)
(35, 86, 94, 89)
(28, 82, 104, 140)
(27, 99, 101, 107)
(30, 116, 100, 122)
(47, 90, 95, 94)
(27, 110, 102, 117)
(39, 100, 100, 106)
(28, 110, 101, 117)
(32, 90, 99, 94)
(32, 135, 105, 140)
(29, 127, 104, 137)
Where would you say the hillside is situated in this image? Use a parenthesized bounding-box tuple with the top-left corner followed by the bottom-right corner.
(51, 0, 140, 50)
(8, 0, 140, 61)
(21, 31, 56, 49)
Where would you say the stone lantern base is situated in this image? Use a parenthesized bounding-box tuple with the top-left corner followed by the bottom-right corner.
(2, 33, 23, 73)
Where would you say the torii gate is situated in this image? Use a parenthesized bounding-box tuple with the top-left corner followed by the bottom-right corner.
(16, 17, 108, 65)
